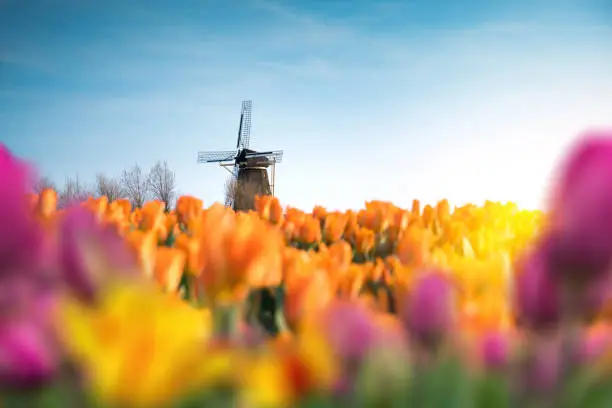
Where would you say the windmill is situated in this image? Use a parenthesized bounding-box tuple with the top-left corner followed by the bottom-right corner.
(197, 100, 284, 212)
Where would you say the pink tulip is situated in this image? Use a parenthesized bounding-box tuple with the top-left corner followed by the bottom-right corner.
(0, 144, 42, 271)
(480, 331, 510, 370)
(514, 243, 560, 330)
(548, 131, 612, 281)
(321, 301, 379, 361)
(58, 206, 137, 301)
(577, 273, 612, 321)
(402, 271, 456, 345)
(0, 318, 58, 388)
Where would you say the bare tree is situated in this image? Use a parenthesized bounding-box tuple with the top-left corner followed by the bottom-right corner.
(94, 173, 123, 201)
(121, 164, 149, 209)
(147, 161, 176, 211)
(33, 176, 57, 194)
(58, 175, 92, 208)
(224, 176, 238, 207)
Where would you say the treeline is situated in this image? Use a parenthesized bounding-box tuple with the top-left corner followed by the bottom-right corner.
(34, 161, 176, 211)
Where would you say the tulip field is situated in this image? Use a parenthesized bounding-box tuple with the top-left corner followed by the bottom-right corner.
(2, 131, 612, 407)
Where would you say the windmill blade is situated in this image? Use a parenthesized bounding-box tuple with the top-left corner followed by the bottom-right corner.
(245, 150, 283, 163)
(237, 100, 252, 150)
(197, 150, 238, 163)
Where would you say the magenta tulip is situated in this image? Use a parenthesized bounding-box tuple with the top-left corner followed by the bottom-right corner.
(548, 131, 612, 281)
(480, 331, 510, 370)
(58, 206, 137, 301)
(0, 318, 58, 388)
(402, 270, 457, 345)
(514, 243, 560, 330)
(322, 301, 379, 361)
(0, 144, 42, 271)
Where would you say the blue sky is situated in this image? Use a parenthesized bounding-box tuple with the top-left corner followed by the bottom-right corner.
(1, 0, 611, 211)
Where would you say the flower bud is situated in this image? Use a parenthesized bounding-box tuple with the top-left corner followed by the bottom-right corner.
(548, 131, 612, 281)
(514, 244, 560, 331)
(0, 318, 58, 388)
(479, 331, 510, 370)
(322, 301, 379, 361)
(402, 271, 457, 346)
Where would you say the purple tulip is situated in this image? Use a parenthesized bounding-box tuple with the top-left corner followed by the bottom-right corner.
(480, 331, 510, 370)
(58, 206, 137, 301)
(0, 273, 38, 318)
(514, 244, 560, 331)
(402, 270, 457, 346)
(548, 131, 612, 282)
(0, 144, 42, 271)
(322, 301, 379, 361)
(577, 274, 612, 321)
(0, 318, 58, 388)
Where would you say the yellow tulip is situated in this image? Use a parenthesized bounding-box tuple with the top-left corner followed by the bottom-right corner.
(56, 279, 212, 408)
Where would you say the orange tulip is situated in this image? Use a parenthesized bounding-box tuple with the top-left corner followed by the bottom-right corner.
(154, 247, 186, 292)
(126, 230, 158, 278)
(37, 188, 58, 219)
(255, 195, 284, 224)
(297, 217, 321, 245)
(174, 233, 204, 276)
(322, 214, 347, 243)
(353, 227, 375, 255)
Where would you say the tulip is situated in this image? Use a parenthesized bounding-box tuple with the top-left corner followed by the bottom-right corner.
(0, 144, 42, 271)
(402, 271, 457, 346)
(514, 244, 560, 331)
(59, 207, 137, 301)
(480, 331, 510, 370)
(576, 274, 612, 322)
(0, 318, 58, 388)
(548, 131, 612, 282)
(0, 273, 41, 319)
(321, 301, 380, 361)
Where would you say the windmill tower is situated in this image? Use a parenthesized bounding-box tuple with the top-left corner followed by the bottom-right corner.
(197, 100, 284, 212)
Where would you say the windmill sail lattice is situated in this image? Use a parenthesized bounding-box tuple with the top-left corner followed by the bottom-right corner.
(198, 100, 283, 211)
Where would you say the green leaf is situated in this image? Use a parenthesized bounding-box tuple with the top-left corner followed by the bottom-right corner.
(560, 368, 612, 408)
(296, 394, 337, 408)
(1, 375, 92, 408)
(473, 373, 510, 408)
(415, 356, 476, 408)
(177, 273, 190, 301)
(164, 229, 177, 247)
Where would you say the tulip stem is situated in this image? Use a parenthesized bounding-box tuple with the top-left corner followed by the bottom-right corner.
(213, 304, 240, 339)
(555, 285, 581, 406)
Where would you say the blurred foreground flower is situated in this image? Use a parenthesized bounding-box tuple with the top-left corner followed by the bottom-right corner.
(514, 243, 560, 330)
(0, 145, 58, 389)
(402, 270, 457, 347)
(0, 317, 58, 388)
(0, 144, 42, 270)
(56, 279, 212, 407)
(548, 131, 612, 282)
(58, 206, 139, 302)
